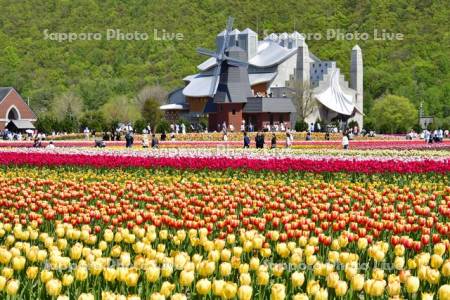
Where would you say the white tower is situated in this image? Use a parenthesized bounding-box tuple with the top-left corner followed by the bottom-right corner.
(295, 36, 310, 84)
(238, 28, 258, 60)
(350, 44, 363, 128)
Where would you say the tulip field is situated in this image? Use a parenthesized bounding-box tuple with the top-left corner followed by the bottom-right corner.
(0, 147, 449, 299)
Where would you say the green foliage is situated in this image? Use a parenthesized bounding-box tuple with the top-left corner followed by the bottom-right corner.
(347, 120, 358, 129)
(0, 0, 448, 120)
(141, 99, 163, 128)
(35, 115, 59, 134)
(295, 120, 308, 132)
(133, 119, 146, 133)
(156, 120, 170, 133)
(368, 95, 418, 133)
(79, 111, 108, 132)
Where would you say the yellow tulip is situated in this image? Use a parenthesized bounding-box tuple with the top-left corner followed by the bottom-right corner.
(161, 263, 173, 278)
(196, 278, 211, 295)
(0, 276, 6, 291)
(405, 276, 420, 293)
(104, 268, 117, 282)
(240, 273, 251, 285)
(434, 243, 446, 256)
(6, 279, 19, 295)
(78, 293, 94, 300)
(306, 280, 320, 296)
(372, 268, 384, 280)
(41, 269, 54, 283)
(387, 280, 401, 296)
(171, 293, 187, 300)
(249, 257, 260, 270)
(62, 274, 74, 286)
(11, 255, 26, 271)
(46, 279, 62, 297)
(442, 261, 450, 277)
(260, 247, 272, 258)
(272, 263, 284, 277)
(335, 280, 347, 297)
(26, 266, 38, 280)
(394, 256, 405, 270)
(125, 272, 139, 287)
(326, 272, 339, 288)
(145, 265, 160, 282)
(57, 295, 70, 300)
(160, 281, 175, 297)
(421, 292, 434, 300)
(238, 285, 252, 300)
(430, 254, 443, 269)
(438, 285, 450, 300)
(221, 249, 231, 262)
(357, 238, 368, 250)
(276, 243, 290, 258)
(212, 279, 226, 296)
(426, 268, 440, 285)
(292, 293, 309, 300)
(150, 293, 165, 300)
(179, 270, 194, 286)
(271, 283, 286, 300)
(222, 282, 238, 299)
(292, 271, 305, 288)
(394, 244, 405, 256)
(350, 274, 364, 291)
(0, 248, 12, 264)
(257, 271, 269, 285)
(75, 266, 88, 281)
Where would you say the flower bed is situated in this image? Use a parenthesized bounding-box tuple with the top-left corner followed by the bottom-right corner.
(0, 166, 448, 299)
(0, 148, 448, 174)
(1, 139, 449, 150)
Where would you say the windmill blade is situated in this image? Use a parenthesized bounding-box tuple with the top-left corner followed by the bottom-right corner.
(209, 64, 221, 97)
(197, 47, 219, 59)
(224, 56, 248, 67)
(221, 16, 234, 54)
(226, 16, 234, 32)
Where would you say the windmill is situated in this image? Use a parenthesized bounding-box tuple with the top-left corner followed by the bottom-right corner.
(197, 16, 249, 98)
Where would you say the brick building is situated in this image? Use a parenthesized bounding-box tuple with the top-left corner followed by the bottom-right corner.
(0, 87, 37, 130)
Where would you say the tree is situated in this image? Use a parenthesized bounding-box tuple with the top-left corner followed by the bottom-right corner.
(135, 85, 167, 108)
(141, 99, 163, 129)
(101, 96, 141, 123)
(288, 80, 316, 122)
(368, 95, 418, 133)
(51, 92, 83, 120)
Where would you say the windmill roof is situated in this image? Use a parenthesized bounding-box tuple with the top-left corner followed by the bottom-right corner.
(183, 72, 277, 97)
(198, 40, 297, 71)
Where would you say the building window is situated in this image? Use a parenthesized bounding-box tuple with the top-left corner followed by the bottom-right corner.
(7, 107, 19, 120)
(232, 109, 236, 115)
(325, 63, 327, 67)
(319, 64, 321, 67)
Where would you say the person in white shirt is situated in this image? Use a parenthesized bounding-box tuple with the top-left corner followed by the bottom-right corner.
(181, 123, 186, 134)
(84, 127, 90, 140)
(46, 141, 55, 149)
(342, 134, 349, 150)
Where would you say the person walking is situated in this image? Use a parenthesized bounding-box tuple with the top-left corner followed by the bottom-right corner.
(151, 134, 159, 148)
(271, 133, 277, 149)
(342, 133, 349, 150)
(285, 132, 293, 148)
(243, 132, 250, 148)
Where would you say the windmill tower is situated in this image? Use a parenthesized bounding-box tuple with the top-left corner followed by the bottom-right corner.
(197, 17, 252, 131)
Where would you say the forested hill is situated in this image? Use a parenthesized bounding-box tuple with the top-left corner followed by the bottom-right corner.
(0, 0, 448, 120)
